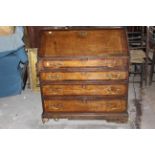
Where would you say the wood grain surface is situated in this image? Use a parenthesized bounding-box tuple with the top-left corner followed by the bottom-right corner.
(42, 84, 127, 96)
(40, 71, 128, 81)
(41, 58, 128, 69)
(44, 99, 127, 112)
(39, 29, 128, 57)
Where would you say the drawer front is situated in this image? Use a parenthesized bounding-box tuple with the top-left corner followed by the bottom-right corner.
(41, 58, 128, 69)
(44, 99, 127, 112)
(42, 84, 127, 96)
(40, 71, 128, 81)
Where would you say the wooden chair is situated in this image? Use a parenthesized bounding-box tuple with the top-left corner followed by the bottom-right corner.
(127, 26, 148, 87)
(149, 26, 155, 85)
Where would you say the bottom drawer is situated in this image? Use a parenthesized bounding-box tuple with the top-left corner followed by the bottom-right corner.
(44, 99, 127, 113)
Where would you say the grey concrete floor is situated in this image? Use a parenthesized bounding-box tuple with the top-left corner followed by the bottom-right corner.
(0, 79, 155, 129)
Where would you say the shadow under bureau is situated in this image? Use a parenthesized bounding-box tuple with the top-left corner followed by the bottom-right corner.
(37, 27, 129, 123)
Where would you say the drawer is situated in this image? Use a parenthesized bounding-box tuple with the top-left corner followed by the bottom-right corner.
(42, 84, 127, 96)
(44, 99, 127, 112)
(40, 58, 128, 69)
(40, 71, 128, 81)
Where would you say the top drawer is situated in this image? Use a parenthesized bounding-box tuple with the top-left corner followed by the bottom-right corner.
(38, 57, 128, 70)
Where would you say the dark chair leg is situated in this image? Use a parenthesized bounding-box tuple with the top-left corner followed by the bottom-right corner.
(140, 63, 144, 88)
(144, 61, 147, 86)
(149, 51, 155, 85)
(134, 64, 137, 74)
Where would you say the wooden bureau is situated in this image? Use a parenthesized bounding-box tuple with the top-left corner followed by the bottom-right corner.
(37, 27, 129, 123)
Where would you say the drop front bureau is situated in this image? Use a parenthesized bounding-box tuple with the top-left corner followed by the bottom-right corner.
(37, 27, 129, 123)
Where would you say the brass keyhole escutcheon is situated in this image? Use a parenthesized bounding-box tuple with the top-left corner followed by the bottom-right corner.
(82, 84, 87, 89)
(78, 31, 87, 37)
(82, 72, 87, 76)
(48, 31, 52, 35)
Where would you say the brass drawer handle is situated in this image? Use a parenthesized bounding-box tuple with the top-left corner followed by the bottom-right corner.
(45, 62, 50, 67)
(47, 74, 61, 80)
(50, 105, 60, 110)
(49, 103, 63, 110)
(44, 62, 63, 68)
(48, 88, 62, 95)
(107, 73, 121, 79)
(54, 62, 63, 68)
(106, 87, 121, 94)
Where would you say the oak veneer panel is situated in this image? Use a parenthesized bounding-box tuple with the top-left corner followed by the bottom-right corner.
(44, 99, 127, 112)
(41, 57, 128, 69)
(40, 71, 128, 81)
(42, 84, 127, 96)
(39, 29, 128, 57)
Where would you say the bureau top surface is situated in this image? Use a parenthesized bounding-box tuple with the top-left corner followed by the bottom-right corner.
(39, 28, 128, 57)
